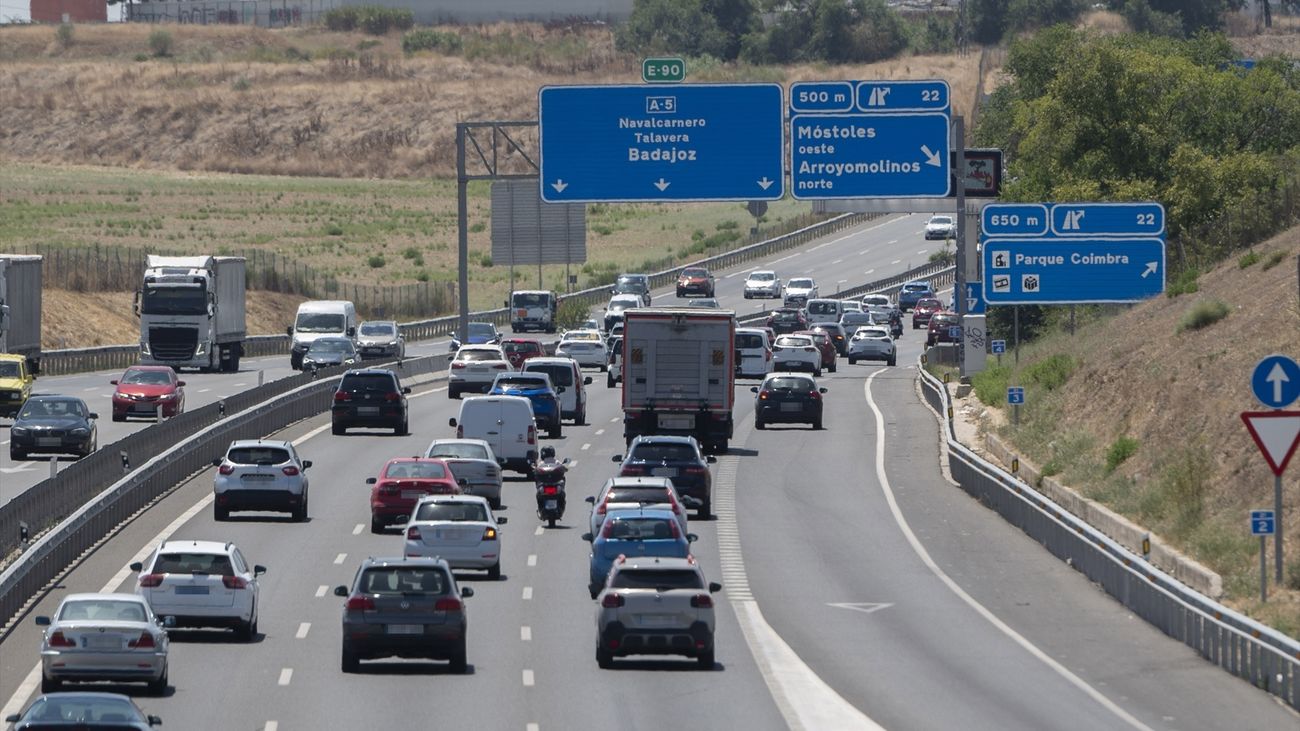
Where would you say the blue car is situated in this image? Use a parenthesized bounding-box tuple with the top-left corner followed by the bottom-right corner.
(489, 372, 563, 438)
(581, 508, 697, 599)
(897, 280, 935, 312)
(450, 321, 502, 350)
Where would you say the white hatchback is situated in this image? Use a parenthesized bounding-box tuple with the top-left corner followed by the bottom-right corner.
(131, 539, 265, 641)
(404, 495, 508, 580)
(448, 345, 512, 399)
(772, 334, 821, 375)
(556, 337, 609, 370)
(743, 270, 781, 299)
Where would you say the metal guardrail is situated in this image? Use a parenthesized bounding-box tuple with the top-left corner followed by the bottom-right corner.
(39, 335, 290, 376)
(917, 365, 1300, 711)
(0, 353, 451, 633)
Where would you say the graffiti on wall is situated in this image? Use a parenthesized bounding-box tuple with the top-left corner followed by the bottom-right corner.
(129, 2, 316, 26)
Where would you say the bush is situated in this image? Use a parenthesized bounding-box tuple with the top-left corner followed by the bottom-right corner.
(1105, 436, 1139, 474)
(55, 22, 73, 47)
(325, 7, 360, 31)
(325, 223, 344, 236)
(402, 29, 464, 55)
(971, 363, 1012, 406)
(478, 253, 492, 267)
(556, 297, 589, 330)
(1262, 249, 1289, 271)
(148, 29, 174, 58)
(367, 255, 386, 268)
(1166, 267, 1200, 297)
(326, 6, 412, 35)
(414, 269, 430, 282)
(1023, 353, 1075, 391)
(1177, 299, 1229, 332)
(1237, 251, 1260, 268)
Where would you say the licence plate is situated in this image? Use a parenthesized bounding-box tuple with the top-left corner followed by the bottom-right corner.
(780, 402, 803, 412)
(401, 491, 424, 500)
(36, 437, 61, 447)
(636, 614, 676, 627)
(241, 474, 274, 481)
(83, 635, 122, 650)
(174, 585, 209, 595)
(387, 624, 423, 635)
(358, 407, 380, 415)
(470, 366, 486, 372)
(544, 499, 558, 510)
(651, 467, 677, 478)
(658, 414, 694, 430)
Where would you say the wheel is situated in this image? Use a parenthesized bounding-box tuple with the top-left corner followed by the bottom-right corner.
(235, 618, 254, 642)
(828, 360, 837, 373)
(395, 419, 409, 436)
(214, 504, 229, 521)
(913, 323, 919, 329)
(332, 422, 345, 436)
(596, 645, 614, 669)
(744, 292, 751, 299)
(370, 516, 385, 534)
(10, 449, 25, 461)
(576, 407, 586, 428)
(814, 367, 822, 377)
(887, 355, 897, 367)
(292, 493, 308, 522)
(697, 649, 715, 670)
(607, 373, 615, 388)
(848, 357, 857, 365)
(599, 363, 607, 373)
(487, 561, 502, 580)
(40, 675, 61, 694)
(448, 639, 468, 674)
(341, 647, 360, 673)
(547, 516, 557, 529)
(813, 419, 823, 430)
(448, 387, 460, 400)
(754, 419, 765, 430)
(548, 425, 561, 439)
(147, 665, 168, 695)
(697, 501, 712, 520)
(112, 413, 125, 422)
(489, 497, 501, 510)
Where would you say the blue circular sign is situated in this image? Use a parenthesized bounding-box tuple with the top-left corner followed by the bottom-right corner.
(1251, 354, 1300, 408)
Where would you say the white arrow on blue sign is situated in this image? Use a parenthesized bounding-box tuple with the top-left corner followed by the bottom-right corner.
(538, 83, 785, 203)
(790, 113, 951, 199)
(964, 282, 986, 315)
(991, 339, 1006, 354)
(1251, 510, 1276, 535)
(983, 238, 1165, 304)
(1251, 354, 1300, 409)
(1050, 202, 1165, 237)
(1007, 387, 1025, 405)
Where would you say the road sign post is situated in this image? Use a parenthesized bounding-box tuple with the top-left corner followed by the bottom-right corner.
(1252, 509, 1276, 602)
(1242, 409, 1300, 584)
(991, 339, 1006, 367)
(1008, 386, 1025, 426)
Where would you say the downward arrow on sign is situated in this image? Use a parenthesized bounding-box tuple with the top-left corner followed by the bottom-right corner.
(654, 178, 670, 191)
(550, 180, 568, 193)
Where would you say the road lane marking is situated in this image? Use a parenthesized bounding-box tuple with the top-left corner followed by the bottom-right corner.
(527, 554, 537, 567)
(234, 383, 247, 387)
(887, 239, 898, 245)
(333, 553, 347, 565)
(891, 259, 901, 265)
(832, 259, 843, 265)
(83, 387, 97, 391)
(534, 526, 544, 536)
(522, 586, 533, 600)
(527, 724, 539, 731)
(278, 668, 293, 686)
(838, 280, 848, 284)
(295, 622, 311, 639)
(198, 388, 211, 393)
(917, 249, 929, 255)
(595, 428, 605, 436)
(522, 669, 535, 687)
(610, 417, 619, 423)
(581, 443, 590, 451)
(863, 374, 1153, 731)
(265, 723, 278, 731)
(521, 626, 532, 641)
(864, 269, 875, 275)
(315, 585, 329, 598)
(772, 252, 802, 264)
(352, 523, 364, 535)
(409, 386, 448, 400)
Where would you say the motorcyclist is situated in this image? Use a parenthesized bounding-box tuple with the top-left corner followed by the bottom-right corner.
(534, 446, 567, 515)
(888, 308, 904, 338)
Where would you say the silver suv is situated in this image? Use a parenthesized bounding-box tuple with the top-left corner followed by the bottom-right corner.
(212, 439, 312, 521)
(335, 557, 473, 673)
(594, 556, 721, 669)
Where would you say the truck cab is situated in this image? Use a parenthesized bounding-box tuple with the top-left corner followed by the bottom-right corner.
(0, 353, 34, 419)
(508, 291, 557, 334)
(137, 255, 247, 372)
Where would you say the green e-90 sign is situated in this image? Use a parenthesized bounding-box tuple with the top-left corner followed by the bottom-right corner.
(642, 57, 686, 83)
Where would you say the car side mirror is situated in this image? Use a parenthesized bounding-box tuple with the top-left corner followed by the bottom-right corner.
(611, 455, 622, 463)
(163, 616, 176, 628)
(457, 478, 469, 488)
(448, 418, 458, 428)
(461, 586, 474, 598)
(706, 455, 717, 464)
(5, 715, 20, 724)
(562, 458, 571, 465)
(302, 460, 313, 469)
(583, 376, 592, 385)
(130, 562, 143, 572)
(286, 326, 293, 336)
(346, 327, 356, 337)
(254, 565, 267, 576)
(750, 386, 758, 393)
(110, 379, 119, 385)
(585, 496, 596, 504)
(556, 386, 566, 393)
(496, 516, 507, 525)
(581, 533, 594, 542)
(88, 412, 99, 420)
(177, 381, 186, 387)
(148, 715, 162, 726)
(333, 585, 348, 597)
(687, 533, 699, 543)
(212, 457, 222, 467)
(366, 477, 377, 484)
(35, 616, 50, 626)
(402, 387, 411, 394)
(709, 582, 722, 593)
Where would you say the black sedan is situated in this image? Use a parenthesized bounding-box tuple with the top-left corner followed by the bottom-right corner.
(10, 395, 98, 460)
(613, 435, 716, 518)
(753, 374, 826, 430)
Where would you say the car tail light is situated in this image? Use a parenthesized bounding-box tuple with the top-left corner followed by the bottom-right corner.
(542, 485, 559, 495)
(128, 632, 156, 649)
(601, 593, 625, 608)
(526, 425, 535, 445)
(451, 362, 467, 370)
(217, 464, 234, 476)
(494, 363, 509, 370)
(435, 597, 463, 612)
(669, 520, 682, 539)
(772, 345, 783, 352)
(804, 347, 816, 353)
(223, 575, 249, 590)
(407, 526, 422, 540)
(765, 348, 772, 361)
(619, 466, 644, 476)
(809, 390, 821, 401)
(690, 594, 713, 609)
(346, 596, 375, 611)
(385, 392, 402, 402)
(482, 527, 498, 541)
(282, 466, 300, 476)
(333, 391, 351, 402)
(601, 520, 617, 538)
(48, 631, 75, 648)
(139, 574, 164, 588)
(758, 390, 769, 400)
(668, 493, 681, 514)
(686, 466, 708, 476)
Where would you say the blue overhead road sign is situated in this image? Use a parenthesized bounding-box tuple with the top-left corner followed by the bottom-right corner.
(538, 84, 784, 203)
(790, 81, 855, 113)
(983, 238, 1166, 304)
(981, 203, 1050, 237)
(1251, 354, 1300, 409)
(1050, 202, 1165, 237)
(790, 113, 951, 199)
(855, 80, 950, 112)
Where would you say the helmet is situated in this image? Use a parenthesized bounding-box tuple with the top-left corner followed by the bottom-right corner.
(540, 446, 556, 460)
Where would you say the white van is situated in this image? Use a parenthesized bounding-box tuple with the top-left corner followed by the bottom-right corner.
(449, 395, 538, 476)
(805, 299, 845, 326)
(735, 328, 773, 379)
(522, 357, 591, 425)
(288, 300, 358, 370)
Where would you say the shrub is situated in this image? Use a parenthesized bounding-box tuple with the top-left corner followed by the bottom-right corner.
(356, 39, 382, 51)
(402, 29, 464, 55)
(1023, 354, 1075, 391)
(231, 77, 251, 92)
(1262, 249, 1289, 271)
(1237, 251, 1260, 268)
(134, 53, 150, 63)
(324, 7, 361, 32)
(325, 223, 344, 236)
(327, 6, 412, 35)
(1177, 299, 1229, 332)
(478, 253, 493, 267)
(556, 297, 589, 329)
(971, 363, 1012, 406)
(1165, 267, 1199, 297)
(367, 255, 386, 268)
(148, 29, 174, 58)
(414, 269, 430, 282)
(55, 22, 73, 47)
(1105, 436, 1139, 474)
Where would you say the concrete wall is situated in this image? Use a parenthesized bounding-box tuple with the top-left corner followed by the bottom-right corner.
(128, 0, 632, 26)
(32, 0, 107, 23)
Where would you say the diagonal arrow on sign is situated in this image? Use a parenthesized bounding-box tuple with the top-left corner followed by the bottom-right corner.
(1241, 411, 1300, 477)
(827, 602, 894, 615)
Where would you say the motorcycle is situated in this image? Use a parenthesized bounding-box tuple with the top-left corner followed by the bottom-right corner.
(889, 311, 904, 339)
(534, 457, 570, 528)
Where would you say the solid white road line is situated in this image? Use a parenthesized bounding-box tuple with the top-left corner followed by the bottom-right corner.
(522, 669, 535, 687)
(527, 554, 537, 567)
(862, 374, 1153, 731)
(333, 553, 347, 565)
(315, 585, 329, 598)
(278, 668, 293, 686)
(772, 252, 801, 264)
(521, 626, 532, 642)
(295, 622, 311, 640)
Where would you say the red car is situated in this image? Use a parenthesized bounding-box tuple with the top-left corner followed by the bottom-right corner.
(766, 308, 809, 335)
(926, 312, 962, 347)
(110, 366, 185, 422)
(367, 457, 462, 533)
(795, 329, 838, 373)
(501, 338, 545, 369)
(676, 267, 716, 297)
(911, 298, 943, 329)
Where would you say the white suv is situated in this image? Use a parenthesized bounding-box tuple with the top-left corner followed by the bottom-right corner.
(448, 345, 512, 399)
(594, 556, 722, 669)
(130, 539, 265, 641)
(212, 439, 311, 522)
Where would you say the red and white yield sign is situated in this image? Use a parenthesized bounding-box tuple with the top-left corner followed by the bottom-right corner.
(1241, 411, 1300, 477)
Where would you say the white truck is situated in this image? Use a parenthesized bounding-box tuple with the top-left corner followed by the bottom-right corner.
(620, 308, 736, 453)
(136, 255, 247, 372)
(508, 290, 557, 333)
(0, 255, 42, 373)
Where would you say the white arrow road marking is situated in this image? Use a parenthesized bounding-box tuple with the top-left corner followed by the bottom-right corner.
(654, 178, 670, 191)
(758, 177, 774, 190)
(1267, 363, 1291, 404)
(827, 602, 893, 615)
(921, 145, 942, 167)
(1141, 262, 1158, 278)
(551, 180, 568, 193)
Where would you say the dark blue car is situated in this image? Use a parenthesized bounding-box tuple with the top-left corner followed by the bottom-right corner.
(489, 372, 562, 438)
(449, 322, 502, 350)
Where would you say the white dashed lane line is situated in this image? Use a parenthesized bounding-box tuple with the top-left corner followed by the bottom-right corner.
(595, 428, 605, 436)
(315, 585, 328, 598)
(534, 526, 544, 536)
(295, 623, 310, 640)
(527, 554, 537, 567)
(278, 669, 293, 686)
(351, 524, 363, 535)
(265, 722, 278, 731)
(521, 626, 532, 641)
(581, 443, 591, 451)
(891, 259, 901, 265)
(522, 669, 535, 687)
(522, 586, 533, 600)
(527, 724, 540, 731)
(333, 553, 347, 565)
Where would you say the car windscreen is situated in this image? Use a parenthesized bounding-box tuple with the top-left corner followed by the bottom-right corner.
(930, 216, 953, 225)
(59, 599, 147, 622)
(384, 462, 447, 479)
(748, 272, 775, 281)
(360, 567, 448, 595)
(456, 350, 501, 362)
(153, 552, 235, 576)
(339, 373, 395, 393)
(736, 333, 765, 349)
(227, 446, 291, 465)
(502, 341, 540, 354)
(841, 314, 872, 325)
(608, 300, 632, 312)
(0, 361, 19, 378)
(296, 313, 345, 333)
(20, 399, 86, 419)
(525, 364, 573, 387)
(789, 279, 814, 288)
(308, 339, 353, 354)
(468, 323, 495, 337)
(766, 376, 814, 391)
(495, 376, 549, 390)
(628, 443, 698, 462)
(606, 488, 673, 505)
(775, 336, 811, 347)
(414, 502, 489, 522)
(512, 293, 549, 307)
(903, 283, 930, 292)
(806, 301, 838, 315)
(682, 268, 708, 277)
(141, 285, 206, 316)
(21, 695, 144, 726)
(916, 298, 941, 308)
(426, 443, 490, 460)
(932, 314, 959, 326)
(121, 369, 173, 385)
(606, 517, 677, 540)
(610, 568, 703, 590)
(856, 328, 891, 339)
(359, 323, 396, 336)
(771, 312, 801, 321)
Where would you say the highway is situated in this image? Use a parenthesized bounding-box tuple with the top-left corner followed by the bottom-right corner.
(2, 214, 1294, 729)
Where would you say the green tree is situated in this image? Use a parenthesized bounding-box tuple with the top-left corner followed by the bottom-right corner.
(968, 0, 1010, 44)
(616, 0, 732, 59)
(703, 0, 760, 59)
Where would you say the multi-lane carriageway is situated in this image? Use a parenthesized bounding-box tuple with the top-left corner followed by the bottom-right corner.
(0, 215, 1294, 730)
